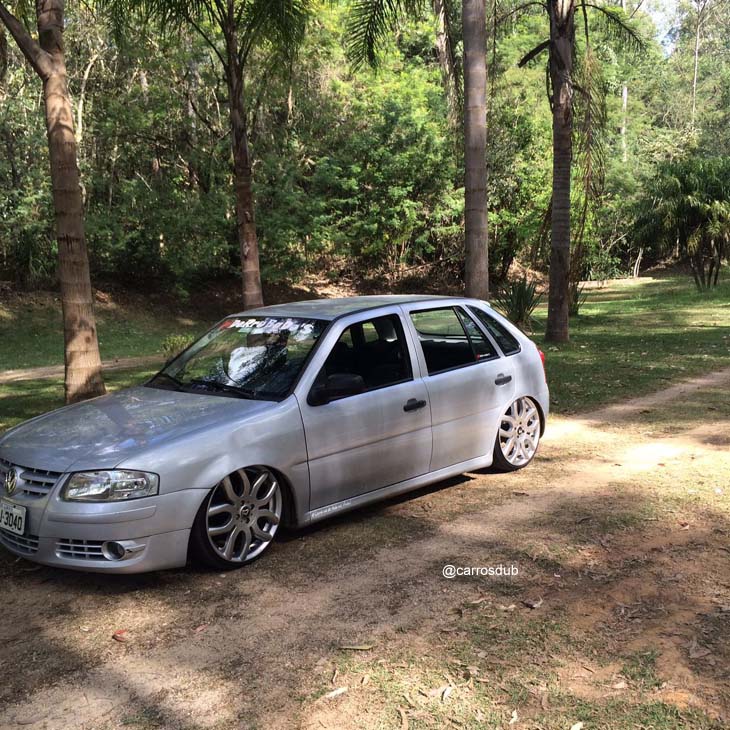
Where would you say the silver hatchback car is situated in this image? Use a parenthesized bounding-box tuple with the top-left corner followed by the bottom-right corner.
(0, 296, 548, 573)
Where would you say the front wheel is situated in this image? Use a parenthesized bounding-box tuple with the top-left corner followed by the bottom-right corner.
(190, 466, 282, 569)
(492, 396, 541, 472)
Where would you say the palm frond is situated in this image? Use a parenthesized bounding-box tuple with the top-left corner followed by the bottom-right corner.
(345, 0, 423, 69)
(518, 39, 549, 67)
(582, 3, 645, 54)
(241, 0, 313, 63)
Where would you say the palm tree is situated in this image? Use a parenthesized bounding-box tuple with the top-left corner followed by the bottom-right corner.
(105, 0, 313, 310)
(0, 0, 106, 403)
(347, 0, 490, 299)
(634, 157, 730, 290)
(517, 0, 642, 341)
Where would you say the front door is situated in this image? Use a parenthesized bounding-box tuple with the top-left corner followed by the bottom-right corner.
(298, 313, 432, 510)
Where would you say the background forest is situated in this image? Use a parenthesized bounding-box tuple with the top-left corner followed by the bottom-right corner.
(1, 1, 727, 299)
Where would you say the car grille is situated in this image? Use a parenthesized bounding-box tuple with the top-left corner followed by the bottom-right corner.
(56, 539, 106, 561)
(0, 458, 62, 497)
(0, 529, 40, 554)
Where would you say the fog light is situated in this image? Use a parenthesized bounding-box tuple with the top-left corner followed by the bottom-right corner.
(101, 541, 127, 561)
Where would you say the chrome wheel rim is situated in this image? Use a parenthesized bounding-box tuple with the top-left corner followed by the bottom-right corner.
(206, 467, 282, 563)
(499, 397, 540, 466)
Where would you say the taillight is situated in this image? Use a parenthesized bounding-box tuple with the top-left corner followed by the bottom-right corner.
(538, 348, 546, 381)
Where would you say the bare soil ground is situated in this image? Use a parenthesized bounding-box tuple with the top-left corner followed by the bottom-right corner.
(1, 368, 730, 730)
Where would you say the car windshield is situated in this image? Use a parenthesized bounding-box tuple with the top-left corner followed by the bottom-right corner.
(151, 316, 327, 400)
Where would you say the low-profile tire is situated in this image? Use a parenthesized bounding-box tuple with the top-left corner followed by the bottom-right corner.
(190, 466, 283, 570)
(492, 396, 541, 472)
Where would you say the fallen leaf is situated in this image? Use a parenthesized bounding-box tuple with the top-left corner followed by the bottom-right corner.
(611, 680, 627, 690)
(497, 603, 516, 611)
(321, 687, 348, 700)
(688, 639, 712, 659)
(194, 624, 208, 633)
(331, 668, 339, 685)
(441, 686, 453, 702)
(570, 723, 584, 730)
(361, 674, 370, 686)
(509, 709, 519, 725)
(522, 597, 544, 609)
(111, 630, 128, 643)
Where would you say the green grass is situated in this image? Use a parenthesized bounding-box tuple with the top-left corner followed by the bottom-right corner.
(0, 368, 157, 432)
(0, 296, 205, 371)
(531, 275, 730, 413)
(621, 649, 662, 688)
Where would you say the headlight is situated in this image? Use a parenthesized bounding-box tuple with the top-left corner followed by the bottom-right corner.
(62, 471, 159, 502)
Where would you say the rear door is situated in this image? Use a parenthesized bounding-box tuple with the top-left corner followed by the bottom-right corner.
(402, 304, 515, 471)
(297, 312, 432, 511)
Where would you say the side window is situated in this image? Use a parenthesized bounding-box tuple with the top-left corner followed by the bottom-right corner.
(316, 314, 412, 392)
(456, 308, 499, 360)
(468, 306, 521, 355)
(410, 307, 496, 375)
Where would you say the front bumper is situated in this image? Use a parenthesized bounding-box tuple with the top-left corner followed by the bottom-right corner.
(0, 487, 206, 574)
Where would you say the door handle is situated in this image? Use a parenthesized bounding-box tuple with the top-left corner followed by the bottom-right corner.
(403, 398, 427, 412)
(494, 374, 512, 386)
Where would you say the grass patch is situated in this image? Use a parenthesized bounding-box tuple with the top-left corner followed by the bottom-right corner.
(531, 275, 730, 414)
(0, 295, 204, 371)
(544, 695, 722, 729)
(621, 649, 662, 688)
(0, 368, 157, 431)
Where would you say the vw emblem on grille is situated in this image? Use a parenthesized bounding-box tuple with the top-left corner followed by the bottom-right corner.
(4, 468, 17, 496)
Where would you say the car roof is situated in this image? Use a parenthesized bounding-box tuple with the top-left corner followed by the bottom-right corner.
(239, 295, 469, 321)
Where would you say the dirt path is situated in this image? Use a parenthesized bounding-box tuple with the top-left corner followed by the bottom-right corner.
(0, 356, 162, 384)
(1, 369, 730, 729)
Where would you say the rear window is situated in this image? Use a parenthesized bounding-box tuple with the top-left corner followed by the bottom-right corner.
(468, 307, 521, 355)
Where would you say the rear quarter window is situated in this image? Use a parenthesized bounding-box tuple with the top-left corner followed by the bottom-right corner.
(468, 307, 521, 356)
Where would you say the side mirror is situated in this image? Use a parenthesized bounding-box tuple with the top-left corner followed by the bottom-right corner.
(308, 373, 365, 406)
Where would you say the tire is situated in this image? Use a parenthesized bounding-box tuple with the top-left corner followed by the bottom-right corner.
(190, 466, 283, 570)
(492, 396, 541, 472)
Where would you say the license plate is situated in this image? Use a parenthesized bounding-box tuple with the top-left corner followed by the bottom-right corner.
(0, 499, 26, 536)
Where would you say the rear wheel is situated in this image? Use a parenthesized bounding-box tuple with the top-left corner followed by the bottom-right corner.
(190, 466, 282, 569)
(492, 396, 541, 472)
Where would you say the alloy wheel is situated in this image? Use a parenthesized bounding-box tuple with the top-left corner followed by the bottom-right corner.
(498, 397, 540, 467)
(205, 467, 282, 563)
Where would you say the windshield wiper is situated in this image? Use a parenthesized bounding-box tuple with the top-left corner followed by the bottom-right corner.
(187, 379, 258, 399)
(148, 372, 184, 391)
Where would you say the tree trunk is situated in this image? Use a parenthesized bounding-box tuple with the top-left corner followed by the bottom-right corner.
(545, 0, 575, 343)
(620, 83, 628, 162)
(0, 1, 105, 402)
(223, 21, 263, 310)
(620, 0, 627, 162)
(691, 1, 703, 128)
(462, 0, 489, 300)
(433, 0, 460, 131)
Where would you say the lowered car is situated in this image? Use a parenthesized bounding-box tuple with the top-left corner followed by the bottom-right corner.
(0, 296, 548, 573)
